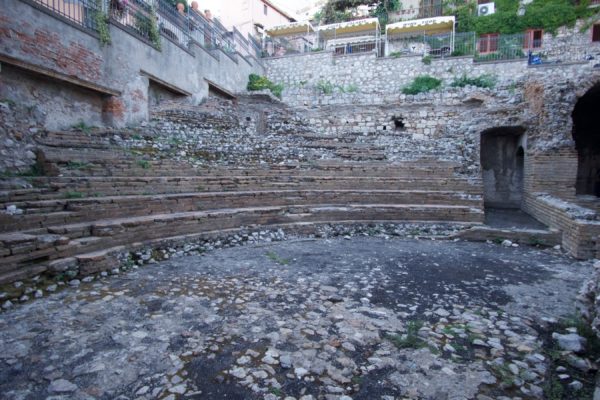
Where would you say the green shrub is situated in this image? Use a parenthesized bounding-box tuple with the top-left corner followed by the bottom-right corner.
(316, 80, 334, 95)
(137, 160, 150, 169)
(450, 74, 497, 89)
(402, 75, 442, 95)
(247, 74, 284, 99)
(270, 83, 284, 99)
(421, 55, 432, 65)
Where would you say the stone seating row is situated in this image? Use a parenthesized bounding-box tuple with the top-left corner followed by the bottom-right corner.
(0, 189, 483, 233)
(0, 203, 484, 284)
(1, 174, 482, 203)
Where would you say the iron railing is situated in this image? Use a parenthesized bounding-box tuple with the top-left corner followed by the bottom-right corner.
(211, 18, 236, 53)
(248, 33, 264, 58)
(232, 27, 251, 58)
(188, 9, 214, 48)
(387, 31, 542, 62)
(263, 36, 315, 57)
(33, 0, 100, 32)
(109, 0, 160, 45)
(155, 0, 190, 47)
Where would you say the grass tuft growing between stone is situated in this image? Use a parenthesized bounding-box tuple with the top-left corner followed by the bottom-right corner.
(265, 251, 290, 266)
(387, 320, 426, 349)
(450, 74, 496, 89)
(402, 76, 442, 95)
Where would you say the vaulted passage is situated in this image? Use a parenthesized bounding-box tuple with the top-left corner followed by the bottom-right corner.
(480, 127, 526, 209)
(573, 83, 600, 196)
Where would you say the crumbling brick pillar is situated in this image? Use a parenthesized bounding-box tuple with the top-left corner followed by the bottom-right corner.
(102, 96, 126, 127)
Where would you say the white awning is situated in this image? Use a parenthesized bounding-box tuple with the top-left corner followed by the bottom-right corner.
(318, 18, 379, 37)
(266, 21, 315, 37)
(386, 16, 455, 35)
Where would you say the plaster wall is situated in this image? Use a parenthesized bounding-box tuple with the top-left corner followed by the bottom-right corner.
(0, 0, 264, 128)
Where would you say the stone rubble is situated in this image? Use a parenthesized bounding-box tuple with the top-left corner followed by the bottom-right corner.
(0, 237, 596, 399)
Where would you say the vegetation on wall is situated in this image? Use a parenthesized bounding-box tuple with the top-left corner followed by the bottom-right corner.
(247, 74, 284, 98)
(450, 74, 496, 89)
(135, 8, 161, 49)
(94, 0, 111, 45)
(316, 80, 335, 94)
(445, 0, 600, 35)
(402, 75, 442, 95)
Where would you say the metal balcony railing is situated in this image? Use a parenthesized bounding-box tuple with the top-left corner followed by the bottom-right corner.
(32, 0, 100, 32)
(109, 0, 161, 45)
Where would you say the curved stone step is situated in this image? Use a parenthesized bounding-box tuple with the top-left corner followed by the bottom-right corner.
(0, 189, 483, 232)
(0, 204, 484, 275)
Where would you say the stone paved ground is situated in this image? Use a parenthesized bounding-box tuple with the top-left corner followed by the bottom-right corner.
(0, 237, 596, 400)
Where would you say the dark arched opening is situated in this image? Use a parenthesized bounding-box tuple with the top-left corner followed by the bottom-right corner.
(480, 126, 526, 209)
(573, 83, 600, 196)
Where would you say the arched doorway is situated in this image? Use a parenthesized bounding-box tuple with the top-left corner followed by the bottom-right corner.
(480, 127, 526, 209)
(573, 83, 600, 196)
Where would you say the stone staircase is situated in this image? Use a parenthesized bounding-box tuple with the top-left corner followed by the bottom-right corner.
(0, 102, 485, 286)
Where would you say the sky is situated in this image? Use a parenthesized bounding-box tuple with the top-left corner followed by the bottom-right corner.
(189, 0, 319, 20)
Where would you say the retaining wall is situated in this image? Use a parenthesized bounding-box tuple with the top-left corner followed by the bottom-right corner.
(0, 0, 264, 129)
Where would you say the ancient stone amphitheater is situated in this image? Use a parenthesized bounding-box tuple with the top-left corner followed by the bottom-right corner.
(0, 95, 486, 287)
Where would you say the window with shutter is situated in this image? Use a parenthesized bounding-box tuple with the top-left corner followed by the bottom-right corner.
(524, 29, 543, 49)
(479, 34, 498, 54)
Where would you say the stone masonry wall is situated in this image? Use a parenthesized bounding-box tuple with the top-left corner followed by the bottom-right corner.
(265, 51, 597, 109)
(0, 0, 264, 129)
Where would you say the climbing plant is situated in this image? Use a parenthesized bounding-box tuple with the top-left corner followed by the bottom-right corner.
(444, 0, 600, 35)
(148, 7, 161, 50)
(135, 8, 161, 49)
(94, 0, 111, 45)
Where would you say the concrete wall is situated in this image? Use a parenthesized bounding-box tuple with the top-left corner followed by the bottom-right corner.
(0, 0, 264, 128)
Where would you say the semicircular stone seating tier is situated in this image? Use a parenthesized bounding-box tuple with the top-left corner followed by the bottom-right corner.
(0, 102, 484, 286)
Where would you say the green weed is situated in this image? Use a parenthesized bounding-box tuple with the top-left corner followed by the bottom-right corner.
(387, 320, 426, 349)
(266, 251, 290, 266)
(65, 191, 84, 199)
(137, 160, 151, 169)
(402, 75, 442, 95)
(451, 74, 496, 89)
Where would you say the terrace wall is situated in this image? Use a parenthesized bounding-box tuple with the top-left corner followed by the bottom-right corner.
(0, 0, 264, 129)
(264, 22, 600, 107)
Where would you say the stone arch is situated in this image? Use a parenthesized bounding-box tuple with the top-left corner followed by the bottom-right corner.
(480, 126, 527, 209)
(573, 82, 600, 196)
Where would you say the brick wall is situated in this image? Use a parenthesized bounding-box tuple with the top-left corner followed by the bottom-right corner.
(523, 193, 600, 259)
(0, 0, 264, 129)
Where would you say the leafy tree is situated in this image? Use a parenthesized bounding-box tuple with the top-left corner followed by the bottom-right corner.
(321, 0, 401, 25)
